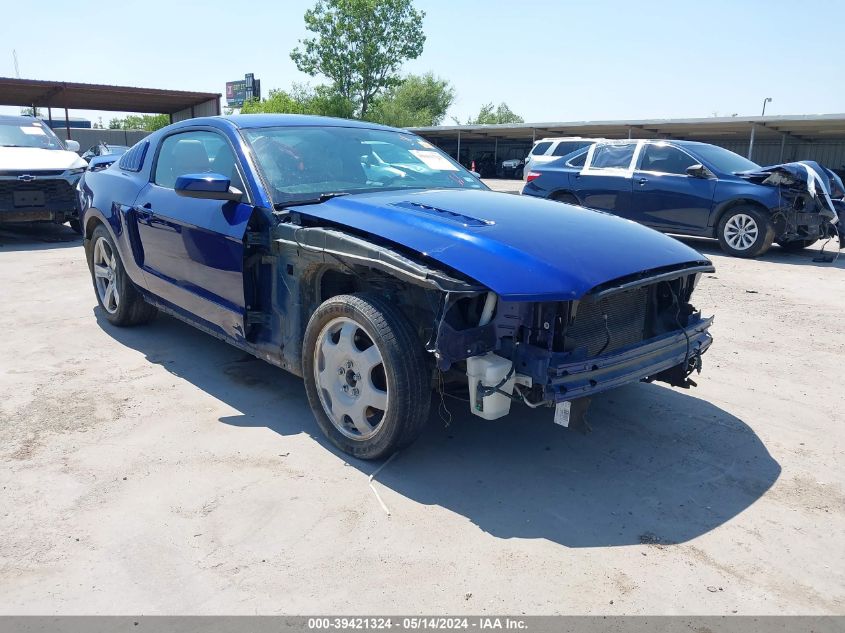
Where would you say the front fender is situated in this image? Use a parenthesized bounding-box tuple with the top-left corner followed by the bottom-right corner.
(81, 204, 147, 290)
(709, 182, 782, 228)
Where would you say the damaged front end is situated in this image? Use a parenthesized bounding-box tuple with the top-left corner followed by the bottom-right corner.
(432, 263, 714, 424)
(740, 161, 845, 248)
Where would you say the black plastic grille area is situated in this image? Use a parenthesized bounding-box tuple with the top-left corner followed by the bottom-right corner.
(564, 286, 649, 357)
(0, 179, 78, 212)
(0, 169, 65, 177)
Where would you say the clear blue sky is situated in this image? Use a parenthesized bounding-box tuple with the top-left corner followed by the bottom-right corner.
(2, 0, 844, 124)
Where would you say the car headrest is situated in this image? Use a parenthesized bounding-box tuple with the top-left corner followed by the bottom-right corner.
(172, 140, 210, 175)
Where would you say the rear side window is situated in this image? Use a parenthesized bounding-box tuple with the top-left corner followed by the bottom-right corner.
(552, 141, 590, 157)
(589, 143, 636, 170)
(118, 141, 149, 172)
(531, 141, 552, 155)
(567, 151, 588, 167)
(154, 130, 243, 190)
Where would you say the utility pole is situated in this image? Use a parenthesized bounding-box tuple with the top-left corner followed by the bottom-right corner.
(748, 97, 772, 161)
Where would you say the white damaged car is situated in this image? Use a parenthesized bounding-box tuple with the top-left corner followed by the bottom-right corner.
(0, 115, 86, 233)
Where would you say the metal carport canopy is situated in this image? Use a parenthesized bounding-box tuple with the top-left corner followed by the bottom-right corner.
(409, 114, 845, 142)
(0, 77, 220, 115)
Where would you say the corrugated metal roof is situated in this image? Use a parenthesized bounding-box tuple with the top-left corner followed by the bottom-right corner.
(410, 114, 845, 142)
(0, 77, 220, 114)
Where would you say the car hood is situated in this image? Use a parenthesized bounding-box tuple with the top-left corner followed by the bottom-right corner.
(0, 147, 86, 171)
(289, 189, 711, 301)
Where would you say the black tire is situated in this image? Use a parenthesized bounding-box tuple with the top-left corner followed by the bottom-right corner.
(302, 293, 430, 460)
(716, 206, 774, 258)
(68, 219, 82, 234)
(88, 224, 157, 326)
(777, 238, 818, 251)
(515, 168, 523, 180)
(552, 192, 580, 206)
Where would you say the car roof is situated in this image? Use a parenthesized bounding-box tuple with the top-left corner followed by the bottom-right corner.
(535, 136, 602, 143)
(187, 113, 403, 133)
(585, 139, 715, 148)
(0, 114, 41, 124)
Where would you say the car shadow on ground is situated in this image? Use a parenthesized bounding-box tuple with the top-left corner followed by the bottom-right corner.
(99, 310, 781, 549)
(675, 235, 845, 270)
(0, 223, 81, 252)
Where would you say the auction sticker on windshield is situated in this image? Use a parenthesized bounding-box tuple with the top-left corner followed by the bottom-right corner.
(409, 150, 459, 171)
(20, 126, 47, 135)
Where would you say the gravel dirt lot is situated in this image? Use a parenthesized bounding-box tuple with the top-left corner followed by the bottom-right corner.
(0, 221, 843, 615)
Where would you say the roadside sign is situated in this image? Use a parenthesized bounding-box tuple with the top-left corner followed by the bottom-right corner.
(226, 73, 261, 107)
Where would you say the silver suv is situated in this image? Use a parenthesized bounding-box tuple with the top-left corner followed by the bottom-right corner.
(523, 137, 603, 180)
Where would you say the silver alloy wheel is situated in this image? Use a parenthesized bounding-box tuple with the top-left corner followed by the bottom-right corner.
(92, 236, 120, 314)
(723, 213, 759, 251)
(313, 316, 389, 441)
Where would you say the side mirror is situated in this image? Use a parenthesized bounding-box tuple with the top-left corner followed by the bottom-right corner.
(175, 173, 242, 201)
(686, 163, 710, 178)
(64, 139, 80, 153)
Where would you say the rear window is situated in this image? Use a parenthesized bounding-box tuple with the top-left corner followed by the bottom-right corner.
(531, 141, 552, 156)
(589, 143, 636, 170)
(552, 140, 590, 157)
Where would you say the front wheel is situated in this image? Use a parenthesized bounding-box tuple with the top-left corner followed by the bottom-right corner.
(302, 293, 430, 460)
(716, 207, 774, 258)
(88, 225, 157, 326)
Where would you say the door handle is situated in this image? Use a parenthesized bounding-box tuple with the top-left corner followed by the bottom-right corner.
(637, 177, 649, 185)
(134, 202, 154, 222)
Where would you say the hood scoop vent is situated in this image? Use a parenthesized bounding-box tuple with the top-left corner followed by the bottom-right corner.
(391, 200, 494, 227)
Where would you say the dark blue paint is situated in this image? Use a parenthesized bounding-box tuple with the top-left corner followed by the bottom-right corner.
(522, 140, 812, 238)
(290, 188, 709, 301)
(79, 114, 714, 386)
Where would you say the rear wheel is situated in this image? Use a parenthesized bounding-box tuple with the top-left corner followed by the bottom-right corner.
(302, 293, 430, 460)
(88, 225, 156, 326)
(717, 206, 774, 258)
(777, 238, 818, 251)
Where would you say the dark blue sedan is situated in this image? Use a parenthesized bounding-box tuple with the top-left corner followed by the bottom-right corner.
(522, 139, 844, 257)
(79, 115, 715, 458)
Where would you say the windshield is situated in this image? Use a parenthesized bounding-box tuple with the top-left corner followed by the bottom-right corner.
(692, 144, 760, 174)
(0, 119, 64, 150)
(242, 126, 486, 204)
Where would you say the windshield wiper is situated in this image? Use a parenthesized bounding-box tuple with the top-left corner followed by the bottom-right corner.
(274, 192, 351, 210)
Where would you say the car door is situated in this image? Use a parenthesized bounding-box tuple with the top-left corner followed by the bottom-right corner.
(630, 143, 716, 231)
(571, 141, 638, 216)
(132, 129, 254, 339)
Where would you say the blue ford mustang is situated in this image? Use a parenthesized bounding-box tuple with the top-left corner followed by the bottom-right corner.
(522, 139, 844, 258)
(79, 114, 714, 459)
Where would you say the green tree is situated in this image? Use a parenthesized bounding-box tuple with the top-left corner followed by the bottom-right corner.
(366, 73, 454, 127)
(291, 0, 426, 118)
(109, 114, 170, 131)
(20, 106, 43, 117)
(240, 84, 354, 118)
(467, 102, 524, 125)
